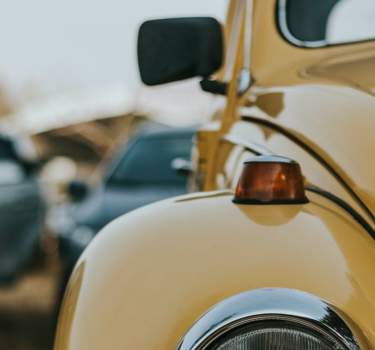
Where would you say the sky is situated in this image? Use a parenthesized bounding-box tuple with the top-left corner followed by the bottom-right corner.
(0, 0, 227, 107)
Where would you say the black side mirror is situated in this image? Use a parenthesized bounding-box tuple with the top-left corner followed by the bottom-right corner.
(67, 180, 89, 202)
(138, 17, 223, 86)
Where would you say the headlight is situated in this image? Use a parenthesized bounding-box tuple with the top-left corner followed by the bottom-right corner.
(206, 317, 345, 350)
(178, 289, 365, 350)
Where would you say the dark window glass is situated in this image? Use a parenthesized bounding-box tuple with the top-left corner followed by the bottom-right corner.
(109, 136, 192, 185)
(280, 0, 375, 47)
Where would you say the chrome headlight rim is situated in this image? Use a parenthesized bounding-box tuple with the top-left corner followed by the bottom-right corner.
(177, 288, 364, 350)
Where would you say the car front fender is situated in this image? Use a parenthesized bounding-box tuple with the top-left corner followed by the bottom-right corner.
(54, 190, 375, 350)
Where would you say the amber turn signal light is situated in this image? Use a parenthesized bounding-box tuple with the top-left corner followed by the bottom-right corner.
(233, 155, 308, 205)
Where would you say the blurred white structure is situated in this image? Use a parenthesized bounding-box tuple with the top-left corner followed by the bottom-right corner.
(0, 0, 226, 132)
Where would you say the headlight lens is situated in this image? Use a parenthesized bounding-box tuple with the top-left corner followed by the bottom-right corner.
(208, 319, 346, 350)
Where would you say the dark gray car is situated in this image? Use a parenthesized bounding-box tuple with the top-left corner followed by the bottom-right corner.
(56, 127, 194, 276)
(0, 135, 45, 284)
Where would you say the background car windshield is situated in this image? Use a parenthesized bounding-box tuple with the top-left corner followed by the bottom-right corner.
(109, 136, 192, 185)
(280, 0, 375, 46)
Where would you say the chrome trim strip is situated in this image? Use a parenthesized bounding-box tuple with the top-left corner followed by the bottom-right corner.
(177, 288, 362, 350)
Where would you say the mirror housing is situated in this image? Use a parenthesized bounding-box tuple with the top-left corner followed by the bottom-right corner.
(171, 157, 192, 176)
(138, 17, 223, 86)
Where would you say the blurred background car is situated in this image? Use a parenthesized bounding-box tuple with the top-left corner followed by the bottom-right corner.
(0, 134, 45, 285)
(51, 126, 195, 286)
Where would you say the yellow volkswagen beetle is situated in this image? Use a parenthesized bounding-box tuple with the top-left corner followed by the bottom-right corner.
(54, 0, 375, 349)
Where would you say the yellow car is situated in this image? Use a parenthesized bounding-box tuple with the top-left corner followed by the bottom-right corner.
(54, 0, 375, 349)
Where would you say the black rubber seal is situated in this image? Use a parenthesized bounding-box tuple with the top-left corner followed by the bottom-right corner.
(232, 198, 309, 205)
(306, 185, 375, 239)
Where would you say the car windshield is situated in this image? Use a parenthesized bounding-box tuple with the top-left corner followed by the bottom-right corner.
(108, 135, 192, 185)
(280, 0, 375, 47)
